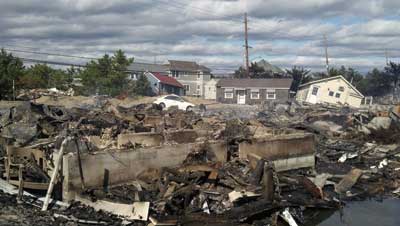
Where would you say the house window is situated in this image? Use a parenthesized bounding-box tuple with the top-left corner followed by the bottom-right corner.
(338, 86, 345, 92)
(311, 87, 319, 95)
(224, 88, 233, 99)
(225, 92, 233, 98)
(172, 71, 179, 78)
(197, 74, 201, 79)
(197, 85, 201, 94)
(266, 90, 276, 99)
(183, 85, 190, 92)
(251, 90, 260, 99)
(335, 93, 341, 98)
(329, 91, 334, 96)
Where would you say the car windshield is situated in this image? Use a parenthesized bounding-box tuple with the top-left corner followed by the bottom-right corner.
(164, 95, 183, 101)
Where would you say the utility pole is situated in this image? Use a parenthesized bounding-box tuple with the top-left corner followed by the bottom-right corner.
(12, 79, 15, 101)
(244, 12, 250, 78)
(323, 35, 329, 75)
(385, 49, 389, 65)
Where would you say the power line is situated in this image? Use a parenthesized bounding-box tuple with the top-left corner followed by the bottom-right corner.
(2, 48, 97, 60)
(20, 57, 86, 67)
(3, 46, 157, 64)
(155, 0, 243, 26)
(19, 56, 238, 72)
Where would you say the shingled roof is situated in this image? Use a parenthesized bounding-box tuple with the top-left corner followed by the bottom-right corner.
(217, 78, 293, 89)
(128, 62, 169, 73)
(152, 72, 183, 88)
(168, 60, 211, 72)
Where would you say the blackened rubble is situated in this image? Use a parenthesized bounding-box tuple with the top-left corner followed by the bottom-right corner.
(1, 97, 400, 225)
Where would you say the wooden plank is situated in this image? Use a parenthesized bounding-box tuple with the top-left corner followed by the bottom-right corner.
(8, 180, 49, 190)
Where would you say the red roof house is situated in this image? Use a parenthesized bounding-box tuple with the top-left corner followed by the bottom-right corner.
(145, 72, 184, 96)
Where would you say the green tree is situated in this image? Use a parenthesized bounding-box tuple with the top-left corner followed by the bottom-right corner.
(234, 63, 274, 78)
(234, 66, 247, 78)
(286, 66, 311, 92)
(134, 74, 152, 96)
(19, 64, 74, 90)
(80, 50, 133, 96)
(20, 64, 53, 89)
(0, 49, 25, 100)
(359, 68, 391, 96)
(385, 62, 400, 95)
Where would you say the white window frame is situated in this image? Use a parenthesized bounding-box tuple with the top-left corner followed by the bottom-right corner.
(225, 92, 233, 99)
(196, 85, 201, 95)
(266, 92, 276, 100)
(183, 84, 190, 92)
(251, 91, 260, 99)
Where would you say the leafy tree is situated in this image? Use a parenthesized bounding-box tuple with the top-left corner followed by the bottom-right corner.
(385, 61, 400, 96)
(20, 64, 53, 89)
(234, 66, 247, 78)
(0, 49, 25, 100)
(358, 68, 392, 96)
(328, 67, 340, 77)
(19, 64, 72, 90)
(79, 50, 133, 96)
(134, 74, 152, 96)
(286, 66, 311, 92)
(311, 71, 328, 80)
(234, 63, 275, 78)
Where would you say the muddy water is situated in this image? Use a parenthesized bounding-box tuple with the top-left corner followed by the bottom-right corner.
(308, 199, 400, 226)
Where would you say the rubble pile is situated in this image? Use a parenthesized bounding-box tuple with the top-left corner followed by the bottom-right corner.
(0, 97, 400, 225)
(17, 88, 75, 101)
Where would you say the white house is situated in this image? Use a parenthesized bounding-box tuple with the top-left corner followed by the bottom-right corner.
(296, 75, 364, 108)
(167, 60, 211, 97)
(204, 79, 219, 100)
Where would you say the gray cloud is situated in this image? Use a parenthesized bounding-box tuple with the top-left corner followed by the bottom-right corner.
(0, 0, 399, 72)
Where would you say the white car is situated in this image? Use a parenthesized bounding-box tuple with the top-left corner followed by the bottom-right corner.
(153, 95, 195, 111)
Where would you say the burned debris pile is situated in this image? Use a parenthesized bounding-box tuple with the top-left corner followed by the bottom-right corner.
(1, 98, 400, 225)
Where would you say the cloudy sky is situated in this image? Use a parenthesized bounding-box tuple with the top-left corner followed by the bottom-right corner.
(1, 0, 400, 73)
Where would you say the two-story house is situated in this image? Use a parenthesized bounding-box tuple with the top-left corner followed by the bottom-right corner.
(127, 62, 169, 80)
(167, 60, 211, 97)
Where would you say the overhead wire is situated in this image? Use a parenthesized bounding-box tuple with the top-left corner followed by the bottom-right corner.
(3, 1, 289, 72)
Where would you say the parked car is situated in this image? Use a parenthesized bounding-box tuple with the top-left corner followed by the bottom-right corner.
(153, 95, 195, 111)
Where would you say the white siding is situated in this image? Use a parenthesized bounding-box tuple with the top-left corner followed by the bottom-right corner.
(204, 79, 219, 99)
(296, 77, 363, 108)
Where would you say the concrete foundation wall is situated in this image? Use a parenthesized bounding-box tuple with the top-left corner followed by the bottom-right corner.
(62, 141, 227, 201)
(117, 130, 199, 148)
(273, 155, 315, 172)
(117, 132, 164, 148)
(239, 133, 315, 171)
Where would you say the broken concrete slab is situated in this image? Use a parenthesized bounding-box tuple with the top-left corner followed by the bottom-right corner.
(239, 133, 315, 172)
(117, 132, 164, 148)
(63, 141, 228, 201)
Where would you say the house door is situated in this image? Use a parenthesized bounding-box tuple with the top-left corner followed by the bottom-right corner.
(237, 90, 246, 104)
(308, 86, 319, 104)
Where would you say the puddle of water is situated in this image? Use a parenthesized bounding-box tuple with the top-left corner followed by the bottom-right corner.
(307, 199, 400, 226)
